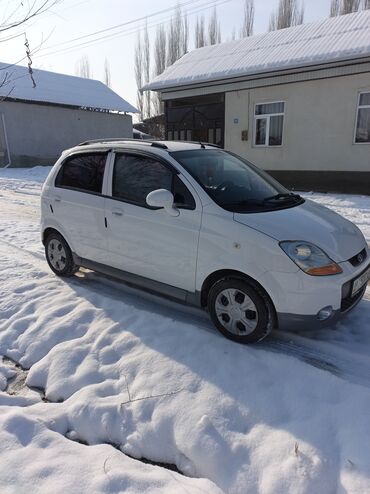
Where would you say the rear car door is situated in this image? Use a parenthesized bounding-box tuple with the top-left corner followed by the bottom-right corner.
(105, 151, 202, 292)
(51, 151, 110, 263)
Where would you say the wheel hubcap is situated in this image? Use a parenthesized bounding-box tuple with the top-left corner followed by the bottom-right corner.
(215, 288, 258, 335)
(47, 240, 67, 272)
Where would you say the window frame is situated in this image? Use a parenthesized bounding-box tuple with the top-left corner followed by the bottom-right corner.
(54, 151, 110, 196)
(108, 150, 196, 211)
(253, 100, 285, 148)
(354, 91, 370, 145)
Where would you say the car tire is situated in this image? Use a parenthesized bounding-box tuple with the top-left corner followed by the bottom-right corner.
(45, 232, 79, 277)
(208, 277, 271, 343)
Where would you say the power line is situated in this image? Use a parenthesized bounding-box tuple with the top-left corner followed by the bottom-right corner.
(35, 0, 233, 60)
(37, 0, 205, 53)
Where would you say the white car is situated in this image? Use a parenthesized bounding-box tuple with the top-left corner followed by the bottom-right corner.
(40, 140, 370, 343)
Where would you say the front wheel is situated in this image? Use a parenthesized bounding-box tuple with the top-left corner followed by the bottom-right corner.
(208, 278, 271, 343)
(45, 232, 79, 277)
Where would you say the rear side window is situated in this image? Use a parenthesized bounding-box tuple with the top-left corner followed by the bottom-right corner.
(112, 154, 173, 206)
(55, 153, 107, 193)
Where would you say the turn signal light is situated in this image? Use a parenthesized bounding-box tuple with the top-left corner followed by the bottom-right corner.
(306, 263, 343, 276)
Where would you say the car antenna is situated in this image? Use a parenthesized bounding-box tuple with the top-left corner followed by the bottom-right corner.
(199, 142, 206, 149)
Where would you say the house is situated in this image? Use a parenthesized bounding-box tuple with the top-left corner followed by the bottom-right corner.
(0, 63, 137, 167)
(144, 10, 370, 194)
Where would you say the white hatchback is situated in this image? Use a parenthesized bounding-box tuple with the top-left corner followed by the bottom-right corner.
(41, 140, 370, 343)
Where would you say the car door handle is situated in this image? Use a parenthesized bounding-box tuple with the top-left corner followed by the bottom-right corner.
(54, 195, 62, 202)
(112, 209, 123, 216)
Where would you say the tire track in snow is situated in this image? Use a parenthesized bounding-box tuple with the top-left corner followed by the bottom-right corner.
(263, 333, 370, 388)
(1, 236, 370, 389)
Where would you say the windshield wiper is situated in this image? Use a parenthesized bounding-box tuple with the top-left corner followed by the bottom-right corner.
(263, 193, 301, 203)
(223, 199, 264, 207)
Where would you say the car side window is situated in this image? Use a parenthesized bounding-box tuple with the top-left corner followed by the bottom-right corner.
(173, 175, 196, 210)
(112, 154, 173, 206)
(55, 153, 107, 194)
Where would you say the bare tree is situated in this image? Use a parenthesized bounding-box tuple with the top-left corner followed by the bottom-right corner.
(151, 8, 188, 115)
(269, 0, 305, 31)
(75, 55, 93, 79)
(153, 24, 166, 115)
(0, 1, 61, 90)
(195, 16, 206, 48)
(154, 25, 167, 76)
(0, 0, 60, 34)
(208, 7, 221, 45)
(330, 0, 341, 16)
(330, 0, 365, 14)
(182, 12, 189, 55)
(104, 58, 111, 88)
(240, 0, 255, 37)
(167, 6, 188, 66)
(341, 0, 361, 13)
(134, 31, 144, 121)
(143, 22, 151, 119)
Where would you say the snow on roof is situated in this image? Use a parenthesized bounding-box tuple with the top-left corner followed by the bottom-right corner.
(145, 10, 370, 91)
(0, 62, 138, 112)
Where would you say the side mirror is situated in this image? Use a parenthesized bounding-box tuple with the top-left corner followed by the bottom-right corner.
(146, 189, 179, 217)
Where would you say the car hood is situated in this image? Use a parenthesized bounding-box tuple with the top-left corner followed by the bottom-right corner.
(234, 199, 365, 262)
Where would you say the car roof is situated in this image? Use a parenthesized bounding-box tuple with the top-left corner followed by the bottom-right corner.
(64, 139, 221, 155)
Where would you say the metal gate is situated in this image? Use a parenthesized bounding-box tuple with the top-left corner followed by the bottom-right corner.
(165, 93, 225, 147)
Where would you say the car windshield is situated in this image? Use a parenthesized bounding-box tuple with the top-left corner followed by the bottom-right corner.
(170, 149, 304, 213)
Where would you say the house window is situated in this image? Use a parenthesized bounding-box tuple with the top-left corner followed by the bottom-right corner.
(254, 102, 285, 146)
(355, 92, 370, 143)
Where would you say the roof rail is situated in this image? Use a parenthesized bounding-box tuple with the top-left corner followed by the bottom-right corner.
(78, 138, 142, 146)
(77, 138, 168, 149)
(76, 138, 219, 149)
(182, 141, 221, 148)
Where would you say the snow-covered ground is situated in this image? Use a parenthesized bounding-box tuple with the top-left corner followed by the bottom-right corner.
(0, 166, 369, 494)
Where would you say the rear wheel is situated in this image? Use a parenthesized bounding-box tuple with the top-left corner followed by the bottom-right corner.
(45, 232, 79, 277)
(208, 277, 271, 343)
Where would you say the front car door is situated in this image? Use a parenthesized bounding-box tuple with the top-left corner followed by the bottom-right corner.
(105, 151, 202, 293)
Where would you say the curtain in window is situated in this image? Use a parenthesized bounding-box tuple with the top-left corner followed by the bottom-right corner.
(269, 115, 284, 146)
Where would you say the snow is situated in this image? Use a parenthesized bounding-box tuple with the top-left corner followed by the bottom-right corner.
(145, 10, 370, 91)
(0, 62, 137, 113)
(0, 166, 370, 493)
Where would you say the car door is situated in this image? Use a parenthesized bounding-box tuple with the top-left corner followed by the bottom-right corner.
(105, 151, 202, 292)
(51, 151, 109, 263)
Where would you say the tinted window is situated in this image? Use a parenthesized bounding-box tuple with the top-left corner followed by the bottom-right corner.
(173, 175, 196, 209)
(55, 153, 107, 193)
(113, 154, 173, 206)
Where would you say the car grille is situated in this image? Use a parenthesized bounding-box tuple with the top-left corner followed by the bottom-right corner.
(341, 284, 366, 312)
(348, 248, 367, 267)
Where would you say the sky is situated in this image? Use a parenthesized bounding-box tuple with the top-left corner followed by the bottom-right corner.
(4, 0, 333, 113)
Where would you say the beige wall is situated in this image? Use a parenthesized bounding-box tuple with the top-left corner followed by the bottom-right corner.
(224, 73, 370, 172)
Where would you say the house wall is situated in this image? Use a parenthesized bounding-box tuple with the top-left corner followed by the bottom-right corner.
(0, 101, 133, 167)
(224, 72, 370, 192)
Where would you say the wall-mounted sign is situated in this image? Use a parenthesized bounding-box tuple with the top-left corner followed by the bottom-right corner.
(233, 118, 239, 124)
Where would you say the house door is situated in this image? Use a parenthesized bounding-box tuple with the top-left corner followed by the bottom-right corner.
(0, 114, 10, 168)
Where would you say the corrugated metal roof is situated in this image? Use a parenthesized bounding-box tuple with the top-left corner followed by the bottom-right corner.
(145, 10, 370, 91)
(0, 62, 138, 112)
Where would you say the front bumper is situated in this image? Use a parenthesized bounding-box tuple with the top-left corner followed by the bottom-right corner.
(261, 254, 370, 332)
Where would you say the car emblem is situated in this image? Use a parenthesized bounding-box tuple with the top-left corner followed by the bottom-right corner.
(357, 253, 364, 264)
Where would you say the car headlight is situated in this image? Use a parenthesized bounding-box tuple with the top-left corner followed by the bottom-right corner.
(280, 241, 342, 276)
